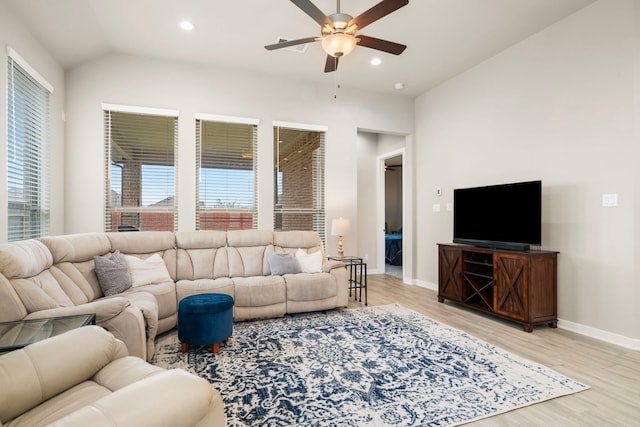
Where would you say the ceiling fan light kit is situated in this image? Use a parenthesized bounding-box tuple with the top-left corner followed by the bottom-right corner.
(265, 0, 408, 73)
(321, 33, 357, 57)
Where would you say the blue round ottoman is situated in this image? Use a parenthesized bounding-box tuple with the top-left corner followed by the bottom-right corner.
(178, 293, 234, 354)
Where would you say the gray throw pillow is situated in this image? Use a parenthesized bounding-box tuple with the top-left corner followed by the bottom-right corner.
(94, 250, 132, 296)
(268, 252, 302, 275)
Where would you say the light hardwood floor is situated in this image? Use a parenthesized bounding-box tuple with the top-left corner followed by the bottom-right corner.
(347, 274, 640, 426)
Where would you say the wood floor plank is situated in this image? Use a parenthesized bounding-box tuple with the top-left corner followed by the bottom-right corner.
(347, 274, 640, 426)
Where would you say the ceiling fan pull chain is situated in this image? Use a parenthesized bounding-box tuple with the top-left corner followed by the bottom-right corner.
(334, 57, 342, 99)
(334, 61, 338, 98)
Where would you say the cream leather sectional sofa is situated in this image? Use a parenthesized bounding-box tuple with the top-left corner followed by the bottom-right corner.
(0, 230, 348, 361)
(0, 325, 224, 426)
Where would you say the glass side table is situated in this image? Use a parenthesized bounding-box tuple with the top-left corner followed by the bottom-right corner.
(0, 313, 96, 353)
(328, 255, 368, 306)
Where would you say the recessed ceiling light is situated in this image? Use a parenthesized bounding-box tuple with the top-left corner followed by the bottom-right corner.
(394, 82, 405, 90)
(370, 57, 382, 66)
(179, 20, 195, 31)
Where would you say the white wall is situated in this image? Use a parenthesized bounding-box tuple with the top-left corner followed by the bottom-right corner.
(356, 132, 378, 268)
(415, 0, 640, 344)
(64, 53, 414, 257)
(0, 2, 65, 241)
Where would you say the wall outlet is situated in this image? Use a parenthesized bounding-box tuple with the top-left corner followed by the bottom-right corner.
(364, 254, 368, 262)
(432, 203, 441, 212)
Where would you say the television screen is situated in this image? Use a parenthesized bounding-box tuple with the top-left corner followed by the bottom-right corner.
(453, 180, 541, 250)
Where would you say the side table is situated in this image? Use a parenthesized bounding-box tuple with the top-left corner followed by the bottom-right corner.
(328, 255, 368, 306)
(0, 313, 96, 353)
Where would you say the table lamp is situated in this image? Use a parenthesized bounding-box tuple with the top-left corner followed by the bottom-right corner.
(331, 217, 351, 257)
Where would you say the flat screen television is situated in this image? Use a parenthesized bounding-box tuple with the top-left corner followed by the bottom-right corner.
(453, 180, 541, 251)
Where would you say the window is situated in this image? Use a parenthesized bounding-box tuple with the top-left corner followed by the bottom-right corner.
(103, 106, 178, 232)
(273, 124, 326, 241)
(6, 50, 52, 241)
(196, 115, 258, 230)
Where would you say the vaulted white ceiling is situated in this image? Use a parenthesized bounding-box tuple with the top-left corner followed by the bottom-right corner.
(5, 0, 597, 97)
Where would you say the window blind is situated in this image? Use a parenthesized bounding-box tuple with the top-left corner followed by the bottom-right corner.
(273, 126, 326, 242)
(103, 109, 178, 232)
(7, 55, 51, 241)
(196, 119, 257, 230)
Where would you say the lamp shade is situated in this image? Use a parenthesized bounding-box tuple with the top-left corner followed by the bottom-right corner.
(321, 33, 357, 58)
(331, 217, 351, 236)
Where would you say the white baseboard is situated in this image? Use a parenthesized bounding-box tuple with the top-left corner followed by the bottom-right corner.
(558, 318, 640, 351)
(414, 280, 438, 291)
(370, 274, 639, 350)
(417, 287, 639, 350)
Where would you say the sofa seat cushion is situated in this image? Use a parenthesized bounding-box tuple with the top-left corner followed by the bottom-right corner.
(125, 281, 176, 321)
(176, 278, 234, 302)
(284, 272, 337, 302)
(232, 276, 286, 308)
(4, 381, 111, 427)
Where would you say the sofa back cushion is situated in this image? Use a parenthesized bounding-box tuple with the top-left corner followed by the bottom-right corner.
(39, 234, 113, 303)
(0, 240, 53, 280)
(274, 231, 325, 258)
(0, 239, 80, 314)
(227, 230, 273, 278)
(107, 231, 177, 280)
(175, 231, 229, 280)
(40, 233, 111, 264)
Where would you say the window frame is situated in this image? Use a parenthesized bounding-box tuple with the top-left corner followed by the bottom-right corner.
(273, 121, 327, 243)
(6, 48, 53, 241)
(195, 113, 259, 231)
(102, 103, 179, 232)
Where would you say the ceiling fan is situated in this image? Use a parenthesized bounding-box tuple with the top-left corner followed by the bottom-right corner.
(265, 0, 408, 73)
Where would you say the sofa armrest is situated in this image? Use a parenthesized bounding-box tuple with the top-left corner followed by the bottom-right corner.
(23, 297, 131, 323)
(23, 298, 148, 361)
(322, 260, 345, 273)
(0, 326, 127, 424)
(49, 369, 225, 427)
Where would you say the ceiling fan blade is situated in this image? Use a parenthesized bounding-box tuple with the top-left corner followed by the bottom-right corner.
(324, 55, 339, 73)
(291, 0, 333, 28)
(347, 0, 408, 31)
(264, 37, 319, 50)
(357, 35, 406, 55)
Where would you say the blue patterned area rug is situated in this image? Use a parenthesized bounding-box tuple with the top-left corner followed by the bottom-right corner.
(152, 304, 588, 426)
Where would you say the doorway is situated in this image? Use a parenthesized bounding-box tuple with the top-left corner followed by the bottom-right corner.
(383, 155, 403, 279)
(377, 148, 404, 279)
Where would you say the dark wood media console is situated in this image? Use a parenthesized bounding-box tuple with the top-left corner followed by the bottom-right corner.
(437, 243, 558, 332)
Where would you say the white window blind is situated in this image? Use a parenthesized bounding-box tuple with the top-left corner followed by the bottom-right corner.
(104, 108, 178, 232)
(196, 119, 257, 230)
(273, 125, 326, 242)
(7, 54, 51, 241)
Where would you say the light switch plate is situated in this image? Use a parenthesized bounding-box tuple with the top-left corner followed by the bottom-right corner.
(602, 193, 618, 207)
